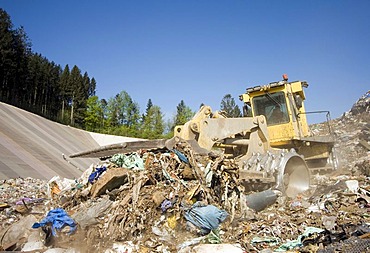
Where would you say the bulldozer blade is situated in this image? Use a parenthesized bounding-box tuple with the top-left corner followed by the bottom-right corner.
(69, 139, 168, 159)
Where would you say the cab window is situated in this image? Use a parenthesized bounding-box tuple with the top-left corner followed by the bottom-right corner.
(252, 92, 289, 126)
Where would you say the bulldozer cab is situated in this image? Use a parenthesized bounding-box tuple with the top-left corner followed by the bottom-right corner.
(240, 76, 311, 147)
(253, 92, 289, 125)
(240, 75, 337, 171)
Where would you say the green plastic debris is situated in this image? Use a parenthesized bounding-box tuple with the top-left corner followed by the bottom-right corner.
(207, 229, 222, 244)
(275, 226, 324, 252)
(110, 153, 145, 170)
(251, 236, 280, 245)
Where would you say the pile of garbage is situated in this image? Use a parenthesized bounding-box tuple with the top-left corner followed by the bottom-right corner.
(1, 91, 370, 253)
(1, 140, 242, 252)
(310, 90, 370, 174)
(335, 90, 369, 174)
(1, 140, 370, 252)
(347, 90, 370, 118)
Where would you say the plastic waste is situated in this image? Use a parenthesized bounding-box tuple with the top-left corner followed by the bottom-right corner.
(152, 226, 172, 242)
(0, 215, 38, 250)
(22, 240, 44, 252)
(161, 199, 173, 212)
(207, 228, 222, 244)
(44, 249, 77, 253)
(88, 166, 107, 184)
(172, 149, 189, 163)
(71, 197, 112, 229)
(104, 241, 137, 253)
(32, 208, 76, 236)
(251, 236, 280, 245)
(110, 153, 144, 170)
(15, 197, 44, 205)
(191, 244, 245, 253)
(177, 236, 206, 250)
(78, 163, 95, 185)
(22, 230, 46, 252)
(275, 226, 324, 251)
(345, 180, 359, 193)
(244, 189, 278, 212)
(167, 214, 177, 229)
(47, 176, 77, 198)
(183, 201, 228, 235)
(322, 215, 337, 231)
(199, 162, 213, 187)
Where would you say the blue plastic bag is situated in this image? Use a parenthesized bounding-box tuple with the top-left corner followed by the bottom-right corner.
(88, 166, 107, 184)
(172, 149, 189, 163)
(32, 208, 77, 236)
(161, 199, 173, 212)
(183, 201, 228, 235)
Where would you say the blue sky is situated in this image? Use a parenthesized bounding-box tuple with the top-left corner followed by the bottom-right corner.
(1, 0, 369, 123)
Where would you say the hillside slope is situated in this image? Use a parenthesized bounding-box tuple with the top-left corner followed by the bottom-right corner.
(0, 102, 138, 180)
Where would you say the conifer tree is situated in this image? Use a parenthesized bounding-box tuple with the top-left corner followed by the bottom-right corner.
(89, 78, 96, 97)
(173, 100, 194, 128)
(220, 94, 242, 117)
(106, 91, 140, 136)
(0, 8, 15, 101)
(0, 8, 98, 126)
(59, 65, 70, 122)
(100, 98, 108, 131)
(141, 104, 164, 139)
(0, 9, 30, 105)
(141, 98, 153, 123)
(85, 96, 102, 131)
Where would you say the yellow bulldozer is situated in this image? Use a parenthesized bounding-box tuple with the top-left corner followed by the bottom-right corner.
(70, 75, 337, 198)
(239, 74, 337, 173)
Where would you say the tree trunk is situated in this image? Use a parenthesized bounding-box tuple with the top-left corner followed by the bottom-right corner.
(62, 100, 65, 122)
(70, 95, 74, 125)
